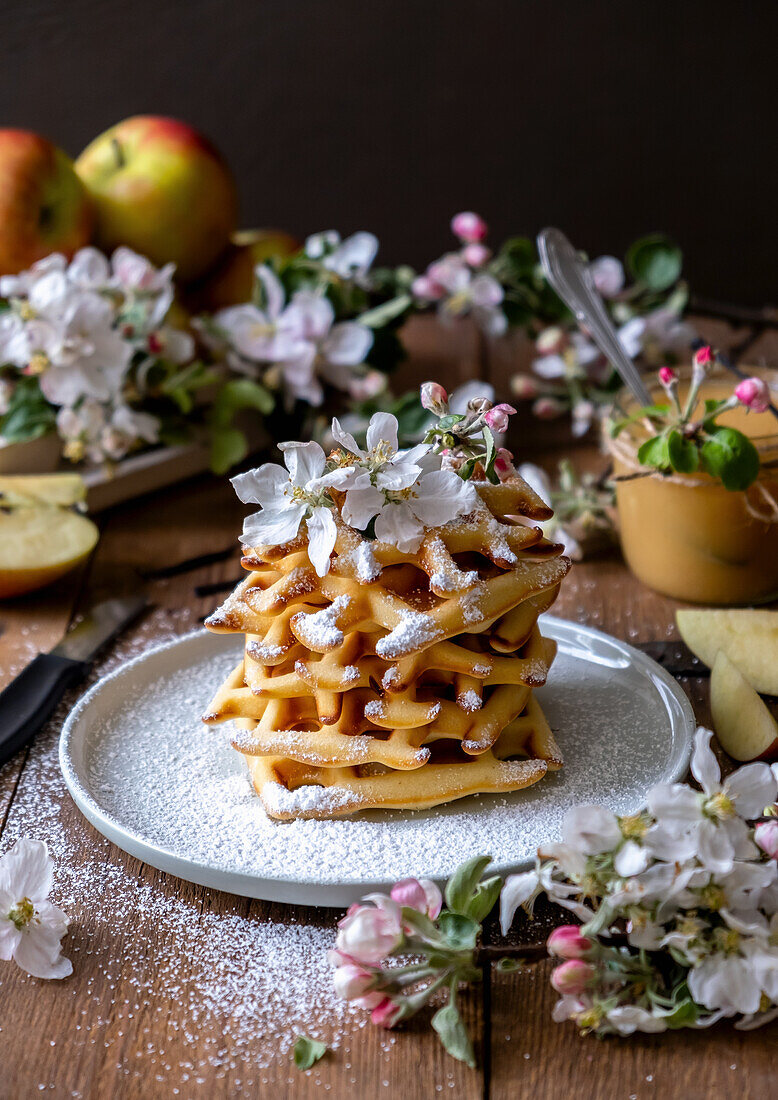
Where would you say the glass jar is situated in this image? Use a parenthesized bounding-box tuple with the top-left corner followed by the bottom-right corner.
(604, 366, 778, 605)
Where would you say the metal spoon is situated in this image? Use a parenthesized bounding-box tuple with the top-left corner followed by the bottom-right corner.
(537, 227, 653, 406)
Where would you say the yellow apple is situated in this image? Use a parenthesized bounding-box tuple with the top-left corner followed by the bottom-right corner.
(0, 129, 94, 274)
(710, 651, 778, 761)
(185, 228, 300, 311)
(0, 492, 98, 597)
(75, 115, 238, 282)
(0, 472, 86, 506)
(676, 609, 778, 695)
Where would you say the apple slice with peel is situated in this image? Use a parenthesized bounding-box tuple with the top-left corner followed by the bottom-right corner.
(676, 609, 778, 695)
(0, 503, 98, 598)
(0, 473, 86, 507)
(710, 651, 778, 761)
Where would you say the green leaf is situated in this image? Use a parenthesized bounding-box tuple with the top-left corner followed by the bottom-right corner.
(293, 1035, 327, 1070)
(494, 956, 524, 972)
(358, 294, 412, 328)
(445, 855, 492, 915)
(664, 999, 699, 1029)
(436, 413, 466, 431)
(210, 427, 248, 475)
(211, 378, 274, 428)
(608, 404, 670, 438)
(666, 429, 699, 474)
(401, 907, 443, 943)
(700, 427, 761, 491)
(637, 432, 672, 471)
(0, 376, 56, 443)
(461, 874, 503, 923)
(482, 425, 498, 484)
(437, 911, 480, 951)
(431, 1003, 476, 1068)
(626, 234, 683, 292)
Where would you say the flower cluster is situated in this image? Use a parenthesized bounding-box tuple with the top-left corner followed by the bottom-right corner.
(419, 381, 517, 482)
(0, 246, 209, 465)
(517, 460, 616, 561)
(231, 395, 482, 575)
(501, 729, 778, 1035)
(200, 229, 410, 412)
(0, 837, 71, 980)
(330, 856, 504, 1066)
(514, 244, 695, 438)
(609, 346, 771, 491)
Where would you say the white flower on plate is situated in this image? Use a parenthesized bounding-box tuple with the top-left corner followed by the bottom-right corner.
(213, 266, 373, 407)
(647, 728, 777, 875)
(231, 441, 342, 576)
(304, 230, 379, 281)
(0, 837, 72, 980)
(329, 412, 477, 552)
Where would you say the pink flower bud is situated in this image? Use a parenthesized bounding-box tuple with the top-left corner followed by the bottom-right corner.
(658, 367, 677, 386)
(532, 396, 566, 420)
(462, 242, 491, 267)
(333, 963, 376, 1002)
(755, 820, 778, 859)
(370, 996, 403, 1029)
(693, 345, 713, 368)
(735, 376, 770, 414)
(484, 403, 517, 434)
(550, 959, 595, 996)
(412, 274, 443, 301)
(420, 382, 449, 416)
(390, 876, 443, 919)
(147, 331, 164, 355)
(494, 447, 515, 481)
(451, 211, 488, 243)
(511, 374, 539, 400)
(547, 925, 593, 960)
(336, 901, 403, 965)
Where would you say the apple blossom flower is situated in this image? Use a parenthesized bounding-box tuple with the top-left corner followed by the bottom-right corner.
(332, 962, 383, 1008)
(604, 1005, 670, 1035)
(535, 327, 567, 356)
(390, 877, 443, 919)
(494, 447, 516, 482)
(547, 925, 592, 959)
(639, 307, 696, 364)
(658, 366, 677, 386)
(335, 895, 403, 965)
(735, 376, 771, 415)
(551, 959, 595, 995)
(451, 212, 488, 243)
(411, 274, 443, 301)
(755, 821, 778, 860)
(230, 440, 344, 576)
(571, 399, 596, 438)
(589, 255, 625, 298)
(510, 374, 539, 400)
(329, 412, 477, 552)
(420, 381, 449, 415)
(483, 403, 516, 434)
(304, 230, 379, 281)
(0, 838, 71, 980)
(694, 345, 713, 368)
(416, 253, 507, 337)
(532, 396, 566, 420)
(371, 996, 403, 1028)
(461, 243, 491, 267)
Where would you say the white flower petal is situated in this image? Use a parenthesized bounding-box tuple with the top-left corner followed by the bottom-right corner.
(408, 469, 477, 528)
(374, 503, 424, 553)
(230, 463, 289, 506)
(322, 322, 373, 366)
(691, 728, 721, 795)
(306, 506, 337, 577)
(366, 412, 399, 454)
(279, 440, 326, 486)
(341, 485, 384, 530)
(533, 354, 568, 380)
(561, 804, 621, 854)
(0, 838, 53, 902)
(499, 870, 540, 932)
(240, 506, 304, 547)
(614, 840, 650, 877)
(725, 763, 778, 819)
(254, 265, 286, 320)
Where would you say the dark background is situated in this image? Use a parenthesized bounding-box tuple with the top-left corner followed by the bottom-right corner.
(8, 1, 777, 303)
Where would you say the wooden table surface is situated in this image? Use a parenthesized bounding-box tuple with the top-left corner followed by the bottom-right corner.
(1, 319, 777, 1099)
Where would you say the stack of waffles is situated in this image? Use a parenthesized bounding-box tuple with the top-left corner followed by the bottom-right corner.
(203, 477, 571, 820)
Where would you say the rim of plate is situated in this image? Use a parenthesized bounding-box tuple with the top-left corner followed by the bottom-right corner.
(59, 617, 695, 906)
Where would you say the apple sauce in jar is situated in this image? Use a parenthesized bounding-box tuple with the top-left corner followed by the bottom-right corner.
(605, 368, 778, 605)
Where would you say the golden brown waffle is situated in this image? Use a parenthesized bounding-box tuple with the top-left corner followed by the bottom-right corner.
(204, 476, 570, 819)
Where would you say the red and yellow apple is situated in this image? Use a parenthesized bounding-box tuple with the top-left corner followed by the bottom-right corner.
(0, 129, 94, 274)
(75, 116, 238, 282)
(185, 228, 300, 311)
(676, 608, 778, 695)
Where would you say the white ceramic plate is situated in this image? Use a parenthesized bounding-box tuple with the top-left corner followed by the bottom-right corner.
(59, 618, 694, 907)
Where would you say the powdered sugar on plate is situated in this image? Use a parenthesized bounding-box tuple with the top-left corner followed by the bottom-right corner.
(60, 618, 694, 906)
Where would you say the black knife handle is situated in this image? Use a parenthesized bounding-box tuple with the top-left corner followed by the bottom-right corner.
(0, 653, 87, 767)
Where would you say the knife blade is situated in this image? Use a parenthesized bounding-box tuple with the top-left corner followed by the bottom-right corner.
(0, 595, 147, 767)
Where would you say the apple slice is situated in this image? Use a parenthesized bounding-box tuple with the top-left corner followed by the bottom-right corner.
(676, 608, 778, 695)
(0, 503, 98, 597)
(711, 651, 778, 761)
(0, 472, 86, 507)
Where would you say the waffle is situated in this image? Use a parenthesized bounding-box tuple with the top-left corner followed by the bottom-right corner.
(204, 476, 571, 820)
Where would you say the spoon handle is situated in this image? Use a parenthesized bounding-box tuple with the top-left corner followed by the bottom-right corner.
(537, 228, 653, 406)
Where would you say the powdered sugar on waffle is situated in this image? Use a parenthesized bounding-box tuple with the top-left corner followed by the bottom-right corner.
(349, 541, 381, 583)
(458, 689, 483, 713)
(292, 595, 350, 649)
(375, 611, 442, 658)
